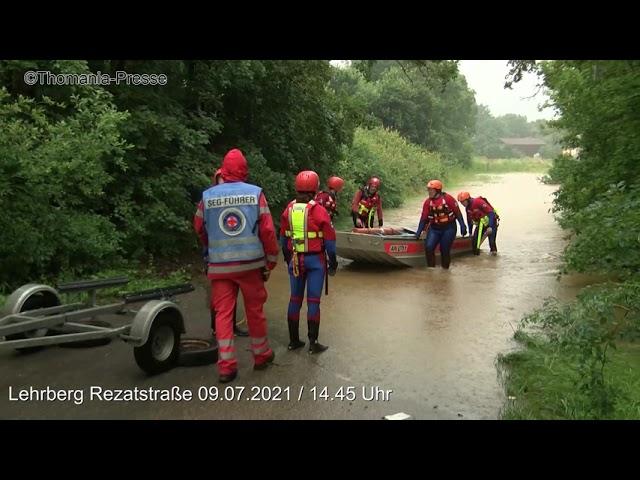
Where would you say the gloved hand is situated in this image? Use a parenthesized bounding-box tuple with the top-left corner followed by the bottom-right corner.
(485, 227, 493, 236)
(327, 254, 338, 276)
(328, 261, 338, 276)
(262, 268, 271, 282)
(356, 218, 364, 228)
(378, 219, 383, 227)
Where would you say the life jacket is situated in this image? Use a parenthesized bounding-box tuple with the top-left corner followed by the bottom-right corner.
(357, 189, 380, 227)
(428, 194, 455, 225)
(469, 196, 500, 226)
(284, 200, 325, 254)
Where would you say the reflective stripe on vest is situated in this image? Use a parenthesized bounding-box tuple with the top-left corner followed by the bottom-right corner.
(284, 201, 323, 253)
(203, 182, 265, 264)
(208, 259, 266, 275)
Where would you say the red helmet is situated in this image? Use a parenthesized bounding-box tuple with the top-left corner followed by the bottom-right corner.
(295, 170, 320, 193)
(327, 176, 344, 192)
(427, 179, 443, 190)
(457, 191, 470, 202)
(367, 177, 381, 189)
(212, 168, 223, 185)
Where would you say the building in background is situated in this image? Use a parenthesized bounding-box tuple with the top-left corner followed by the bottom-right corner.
(500, 137, 546, 156)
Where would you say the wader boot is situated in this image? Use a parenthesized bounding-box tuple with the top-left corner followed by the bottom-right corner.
(308, 320, 328, 354)
(288, 320, 305, 350)
(425, 249, 436, 268)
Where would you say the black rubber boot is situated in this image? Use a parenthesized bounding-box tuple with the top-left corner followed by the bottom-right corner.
(219, 371, 237, 383)
(425, 250, 436, 267)
(308, 320, 328, 354)
(288, 320, 305, 350)
(254, 350, 275, 370)
(441, 253, 451, 269)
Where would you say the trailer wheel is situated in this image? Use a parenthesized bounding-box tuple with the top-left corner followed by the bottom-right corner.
(6, 290, 61, 353)
(133, 310, 181, 375)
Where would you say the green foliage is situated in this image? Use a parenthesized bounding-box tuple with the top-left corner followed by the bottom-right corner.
(499, 281, 640, 419)
(0, 60, 359, 290)
(472, 105, 562, 159)
(470, 157, 552, 173)
(337, 126, 444, 214)
(0, 61, 129, 288)
(500, 61, 640, 419)
(333, 62, 476, 168)
(91, 60, 353, 257)
(472, 105, 517, 158)
(538, 61, 640, 277)
(560, 183, 640, 276)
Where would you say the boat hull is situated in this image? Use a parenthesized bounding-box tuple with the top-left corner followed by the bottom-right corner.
(336, 228, 473, 267)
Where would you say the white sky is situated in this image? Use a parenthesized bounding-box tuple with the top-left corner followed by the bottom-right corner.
(458, 60, 556, 121)
(330, 60, 557, 122)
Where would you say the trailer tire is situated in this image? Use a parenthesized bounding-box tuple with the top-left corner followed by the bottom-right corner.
(6, 290, 61, 354)
(178, 338, 218, 367)
(133, 310, 181, 375)
(59, 320, 113, 349)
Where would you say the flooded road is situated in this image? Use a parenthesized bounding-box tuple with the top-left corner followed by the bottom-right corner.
(0, 173, 590, 419)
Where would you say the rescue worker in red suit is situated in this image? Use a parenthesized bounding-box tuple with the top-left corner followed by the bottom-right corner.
(194, 149, 279, 383)
(202, 168, 248, 337)
(314, 175, 344, 221)
(457, 191, 499, 255)
(351, 176, 383, 228)
(280, 171, 338, 354)
(415, 180, 468, 269)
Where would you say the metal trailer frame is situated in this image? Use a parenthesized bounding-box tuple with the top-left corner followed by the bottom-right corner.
(0, 277, 195, 375)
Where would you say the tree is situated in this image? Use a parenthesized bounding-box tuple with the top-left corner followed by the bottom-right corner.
(0, 60, 129, 287)
(340, 62, 476, 166)
(507, 60, 640, 275)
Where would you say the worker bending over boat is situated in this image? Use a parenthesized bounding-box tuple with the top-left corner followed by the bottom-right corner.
(457, 191, 499, 255)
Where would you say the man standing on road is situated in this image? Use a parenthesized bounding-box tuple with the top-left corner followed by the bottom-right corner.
(194, 148, 279, 383)
(204, 168, 249, 337)
(280, 170, 338, 354)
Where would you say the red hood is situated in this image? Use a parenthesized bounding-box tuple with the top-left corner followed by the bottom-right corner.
(221, 149, 248, 182)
